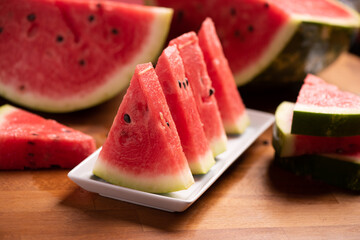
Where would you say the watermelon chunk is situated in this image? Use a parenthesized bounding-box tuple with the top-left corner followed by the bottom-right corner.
(291, 74, 360, 137)
(273, 101, 360, 157)
(169, 32, 227, 157)
(93, 63, 194, 193)
(149, 0, 360, 86)
(198, 18, 250, 135)
(155, 45, 215, 174)
(0, 104, 96, 170)
(0, 0, 173, 112)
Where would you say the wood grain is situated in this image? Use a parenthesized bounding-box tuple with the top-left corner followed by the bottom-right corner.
(1, 53, 360, 240)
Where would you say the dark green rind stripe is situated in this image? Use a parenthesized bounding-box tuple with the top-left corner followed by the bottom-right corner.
(274, 154, 360, 191)
(244, 22, 356, 86)
(291, 110, 360, 137)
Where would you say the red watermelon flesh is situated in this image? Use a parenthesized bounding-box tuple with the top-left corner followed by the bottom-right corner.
(0, 0, 172, 112)
(169, 32, 227, 157)
(93, 63, 194, 193)
(0, 104, 96, 170)
(155, 45, 215, 174)
(198, 18, 250, 135)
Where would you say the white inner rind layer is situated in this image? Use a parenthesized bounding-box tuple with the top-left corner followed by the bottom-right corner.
(93, 156, 194, 194)
(294, 103, 360, 115)
(234, 18, 300, 85)
(188, 149, 215, 175)
(0, 7, 173, 113)
(224, 111, 251, 135)
(0, 104, 15, 125)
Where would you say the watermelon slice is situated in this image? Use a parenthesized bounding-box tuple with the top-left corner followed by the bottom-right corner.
(93, 63, 194, 193)
(291, 74, 360, 137)
(0, 0, 173, 112)
(169, 32, 227, 157)
(155, 45, 215, 174)
(0, 104, 96, 170)
(273, 101, 360, 157)
(149, 0, 360, 86)
(198, 18, 250, 134)
(275, 153, 360, 191)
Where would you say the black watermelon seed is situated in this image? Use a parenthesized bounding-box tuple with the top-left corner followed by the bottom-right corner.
(183, 82, 186, 89)
(166, 122, 170, 127)
(177, 10, 184, 22)
(31, 132, 39, 136)
(28, 153, 35, 157)
(0, 27, 3, 34)
(111, 28, 119, 35)
(248, 25, 254, 32)
(264, 2, 269, 8)
(185, 78, 189, 86)
(262, 140, 269, 145)
(27, 13, 36, 22)
(56, 35, 64, 43)
(230, 7, 236, 16)
(28, 141, 35, 145)
(19, 85, 25, 91)
(234, 29, 241, 37)
(88, 15, 95, 22)
(178, 80, 182, 88)
(124, 113, 131, 123)
(79, 59, 86, 66)
(96, 3, 102, 9)
(209, 88, 215, 96)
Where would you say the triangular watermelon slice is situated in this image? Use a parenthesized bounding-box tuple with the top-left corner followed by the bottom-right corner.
(0, 104, 96, 169)
(198, 18, 250, 134)
(93, 63, 194, 193)
(291, 74, 360, 137)
(155, 45, 215, 174)
(169, 32, 227, 157)
(0, 0, 173, 112)
(273, 101, 360, 157)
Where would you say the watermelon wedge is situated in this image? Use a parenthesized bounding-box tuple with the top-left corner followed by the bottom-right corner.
(169, 32, 227, 157)
(198, 18, 250, 134)
(93, 63, 194, 193)
(149, 0, 360, 86)
(273, 101, 360, 157)
(0, 104, 96, 170)
(0, 0, 173, 112)
(291, 74, 360, 137)
(155, 45, 215, 174)
(275, 153, 360, 191)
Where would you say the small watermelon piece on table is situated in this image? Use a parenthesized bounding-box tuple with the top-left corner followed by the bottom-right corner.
(0, 104, 96, 170)
(273, 101, 360, 157)
(198, 18, 250, 135)
(0, 0, 173, 112)
(169, 32, 227, 157)
(93, 63, 194, 193)
(291, 74, 360, 137)
(155, 45, 215, 174)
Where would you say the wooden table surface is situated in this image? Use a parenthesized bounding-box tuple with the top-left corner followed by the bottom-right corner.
(1, 53, 360, 240)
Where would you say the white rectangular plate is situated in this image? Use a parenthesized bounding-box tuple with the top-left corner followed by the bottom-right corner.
(68, 109, 274, 212)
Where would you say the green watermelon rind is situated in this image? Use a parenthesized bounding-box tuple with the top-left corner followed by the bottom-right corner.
(291, 105, 360, 137)
(235, 3, 360, 86)
(0, 7, 173, 113)
(93, 155, 194, 193)
(274, 153, 360, 191)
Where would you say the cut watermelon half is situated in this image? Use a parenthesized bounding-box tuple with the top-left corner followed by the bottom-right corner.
(0, 0, 173, 112)
(275, 153, 360, 191)
(155, 45, 215, 174)
(93, 63, 194, 193)
(0, 104, 96, 170)
(149, 0, 360, 86)
(169, 32, 227, 157)
(291, 74, 360, 137)
(273, 101, 360, 157)
(198, 18, 250, 134)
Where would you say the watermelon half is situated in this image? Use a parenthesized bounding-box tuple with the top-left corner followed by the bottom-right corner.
(93, 63, 194, 193)
(169, 32, 227, 157)
(0, 0, 173, 112)
(155, 45, 215, 174)
(198, 18, 250, 134)
(149, 0, 360, 86)
(291, 74, 360, 137)
(0, 104, 96, 170)
(273, 101, 360, 157)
